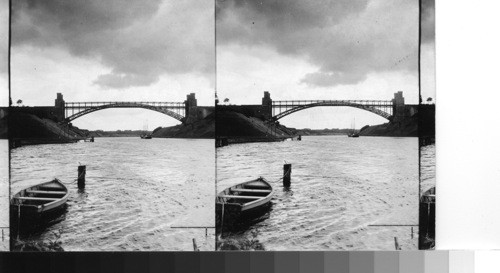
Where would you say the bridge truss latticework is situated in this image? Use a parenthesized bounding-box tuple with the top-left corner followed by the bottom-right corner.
(64, 101, 186, 122)
(271, 100, 393, 120)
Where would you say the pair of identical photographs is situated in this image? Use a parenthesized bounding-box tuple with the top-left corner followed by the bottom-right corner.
(0, 0, 435, 251)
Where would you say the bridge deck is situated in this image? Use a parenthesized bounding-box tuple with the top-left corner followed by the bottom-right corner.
(65, 101, 184, 108)
(271, 99, 394, 120)
(63, 101, 186, 122)
(272, 100, 393, 107)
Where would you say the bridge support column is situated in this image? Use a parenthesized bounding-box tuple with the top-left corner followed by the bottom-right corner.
(185, 93, 197, 118)
(55, 93, 65, 122)
(262, 91, 272, 120)
(392, 91, 406, 122)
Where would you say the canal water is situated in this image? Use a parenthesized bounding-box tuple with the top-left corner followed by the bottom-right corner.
(420, 144, 436, 195)
(10, 137, 215, 251)
(217, 135, 420, 250)
(0, 140, 9, 250)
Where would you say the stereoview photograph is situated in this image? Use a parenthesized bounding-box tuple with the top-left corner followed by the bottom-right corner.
(215, 0, 435, 250)
(8, 0, 215, 251)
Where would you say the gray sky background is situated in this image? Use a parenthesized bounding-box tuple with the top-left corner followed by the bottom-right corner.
(420, 0, 436, 103)
(217, 0, 434, 129)
(10, 0, 214, 130)
(0, 0, 8, 106)
(5, 0, 435, 130)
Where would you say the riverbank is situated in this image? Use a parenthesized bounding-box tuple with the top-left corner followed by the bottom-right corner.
(215, 108, 421, 146)
(152, 112, 214, 139)
(12, 237, 64, 252)
(89, 130, 150, 137)
(216, 110, 294, 145)
(7, 110, 215, 147)
(359, 116, 418, 137)
(8, 112, 89, 148)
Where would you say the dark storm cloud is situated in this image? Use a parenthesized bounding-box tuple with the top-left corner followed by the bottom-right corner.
(12, 0, 214, 88)
(217, 0, 419, 87)
(421, 0, 435, 44)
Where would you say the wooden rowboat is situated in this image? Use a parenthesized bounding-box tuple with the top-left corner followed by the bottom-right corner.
(420, 186, 436, 203)
(419, 186, 436, 249)
(216, 177, 273, 231)
(11, 179, 69, 219)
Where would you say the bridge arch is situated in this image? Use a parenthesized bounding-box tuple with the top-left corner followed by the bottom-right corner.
(272, 101, 393, 121)
(64, 103, 185, 123)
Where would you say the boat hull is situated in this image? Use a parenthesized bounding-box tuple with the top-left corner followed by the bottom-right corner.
(419, 187, 436, 249)
(10, 179, 69, 235)
(216, 177, 273, 232)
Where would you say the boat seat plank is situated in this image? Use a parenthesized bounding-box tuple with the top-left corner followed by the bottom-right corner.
(219, 195, 261, 200)
(38, 186, 64, 190)
(244, 186, 271, 189)
(231, 189, 272, 193)
(15, 196, 59, 201)
(26, 190, 66, 195)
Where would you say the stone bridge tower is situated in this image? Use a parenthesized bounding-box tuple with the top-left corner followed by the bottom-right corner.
(184, 93, 197, 120)
(392, 91, 406, 121)
(54, 93, 65, 122)
(262, 91, 272, 120)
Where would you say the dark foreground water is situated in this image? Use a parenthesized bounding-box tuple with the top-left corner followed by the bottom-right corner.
(10, 137, 215, 251)
(217, 135, 420, 250)
(420, 144, 436, 195)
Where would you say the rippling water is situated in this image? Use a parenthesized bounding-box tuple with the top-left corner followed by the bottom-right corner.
(217, 136, 419, 250)
(420, 144, 436, 195)
(0, 140, 9, 250)
(11, 137, 215, 251)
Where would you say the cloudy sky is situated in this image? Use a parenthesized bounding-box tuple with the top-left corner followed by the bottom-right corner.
(217, 0, 434, 129)
(10, 0, 214, 130)
(0, 0, 7, 106)
(420, 0, 436, 103)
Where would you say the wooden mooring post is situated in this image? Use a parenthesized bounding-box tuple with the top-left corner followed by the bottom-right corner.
(192, 238, 199, 251)
(78, 165, 86, 189)
(394, 237, 401, 250)
(283, 163, 292, 187)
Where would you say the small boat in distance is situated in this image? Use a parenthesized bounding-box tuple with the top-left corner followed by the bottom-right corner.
(348, 117, 360, 137)
(11, 179, 69, 221)
(140, 134, 152, 139)
(216, 177, 274, 229)
(347, 132, 359, 138)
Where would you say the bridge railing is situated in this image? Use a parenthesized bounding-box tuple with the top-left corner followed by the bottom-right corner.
(271, 100, 394, 117)
(272, 100, 393, 107)
(65, 101, 185, 108)
(63, 101, 186, 121)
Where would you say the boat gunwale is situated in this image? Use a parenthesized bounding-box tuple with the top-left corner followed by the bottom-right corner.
(216, 177, 273, 208)
(11, 178, 69, 212)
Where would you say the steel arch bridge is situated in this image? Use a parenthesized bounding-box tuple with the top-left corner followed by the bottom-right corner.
(64, 101, 186, 123)
(271, 100, 394, 121)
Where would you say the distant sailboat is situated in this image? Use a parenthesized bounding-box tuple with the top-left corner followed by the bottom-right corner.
(141, 120, 152, 139)
(347, 117, 359, 138)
